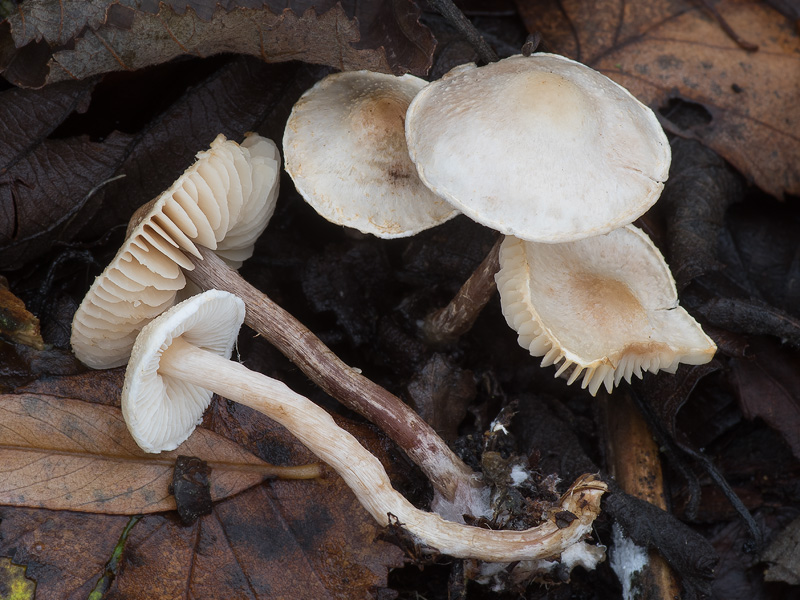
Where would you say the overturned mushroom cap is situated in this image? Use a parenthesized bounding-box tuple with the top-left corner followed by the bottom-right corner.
(123, 289, 244, 452)
(406, 54, 670, 243)
(71, 133, 279, 369)
(495, 226, 716, 395)
(284, 70, 458, 238)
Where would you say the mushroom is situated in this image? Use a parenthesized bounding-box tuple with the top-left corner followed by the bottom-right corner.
(71, 133, 280, 369)
(123, 289, 607, 562)
(405, 53, 670, 244)
(283, 70, 458, 238)
(69, 133, 478, 507)
(495, 226, 717, 395)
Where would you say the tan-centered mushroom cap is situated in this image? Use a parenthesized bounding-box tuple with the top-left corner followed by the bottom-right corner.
(123, 289, 244, 452)
(283, 70, 458, 238)
(71, 133, 279, 369)
(405, 54, 671, 243)
(495, 226, 716, 395)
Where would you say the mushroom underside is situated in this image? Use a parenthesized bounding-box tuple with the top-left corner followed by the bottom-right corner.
(496, 227, 716, 395)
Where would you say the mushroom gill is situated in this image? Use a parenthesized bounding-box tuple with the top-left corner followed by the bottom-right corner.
(71, 133, 280, 369)
(495, 226, 717, 395)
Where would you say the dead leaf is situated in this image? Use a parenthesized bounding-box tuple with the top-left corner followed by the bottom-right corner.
(0, 393, 311, 514)
(0, 79, 136, 270)
(0, 416, 406, 600)
(730, 337, 800, 460)
(0, 277, 44, 350)
(0, 508, 132, 600)
(516, 0, 800, 197)
(16, 368, 126, 406)
(762, 513, 800, 584)
(0, 1, 435, 88)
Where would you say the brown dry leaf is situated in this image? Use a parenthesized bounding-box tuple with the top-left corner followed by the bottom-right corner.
(0, 508, 135, 600)
(730, 337, 800, 460)
(0, 1, 434, 88)
(0, 393, 303, 513)
(16, 367, 126, 406)
(0, 277, 44, 350)
(110, 482, 404, 599)
(0, 398, 406, 599)
(517, 0, 800, 198)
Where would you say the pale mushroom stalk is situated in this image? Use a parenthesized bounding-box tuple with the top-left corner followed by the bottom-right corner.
(422, 235, 502, 346)
(185, 244, 479, 503)
(130, 290, 607, 562)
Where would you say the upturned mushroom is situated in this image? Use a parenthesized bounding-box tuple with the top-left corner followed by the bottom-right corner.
(71, 133, 280, 369)
(495, 226, 717, 395)
(123, 289, 607, 563)
(283, 70, 458, 238)
(69, 132, 479, 507)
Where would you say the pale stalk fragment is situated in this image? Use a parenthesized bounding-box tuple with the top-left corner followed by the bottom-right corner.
(421, 236, 502, 345)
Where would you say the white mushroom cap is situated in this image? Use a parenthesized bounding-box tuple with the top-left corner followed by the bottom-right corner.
(283, 70, 458, 238)
(495, 226, 717, 395)
(405, 54, 671, 243)
(122, 289, 245, 452)
(71, 133, 279, 369)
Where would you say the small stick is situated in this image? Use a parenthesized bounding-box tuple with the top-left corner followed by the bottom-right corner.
(422, 236, 502, 346)
(186, 246, 478, 503)
(602, 391, 683, 599)
(426, 0, 499, 64)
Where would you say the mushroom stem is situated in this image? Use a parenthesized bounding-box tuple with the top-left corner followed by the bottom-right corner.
(158, 335, 606, 561)
(422, 236, 502, 346)
(184, 245, 477, 503)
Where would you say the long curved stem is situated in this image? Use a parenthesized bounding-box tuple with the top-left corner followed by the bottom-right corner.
(185, 246, 477, 503)
(160, 337, 606, 562)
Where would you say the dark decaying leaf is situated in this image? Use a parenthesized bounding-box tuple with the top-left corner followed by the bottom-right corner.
(0, 508, 128, 600)
(516, 0, 800, 198)
(0, 79, 134, 270)
(659, 137, 743, 290)
(16, 367, 126, 406)
(0, 1, 435, 88)
(302, 243, 395, 347)
(635, 363, 721, 441)
(695, 296, 800, 348)
(761, 513, 800, 585)
(4, 0, 114, 46)
(727, 201, 800, 315)
(730, 337, 800, 461)
(405, 353, 475, 443)
(0, 394, 303, 514)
